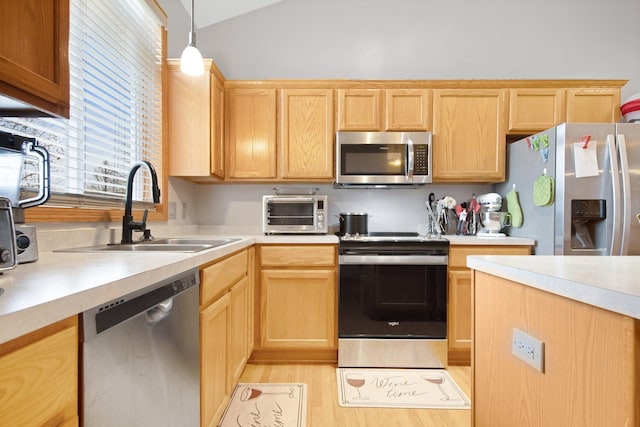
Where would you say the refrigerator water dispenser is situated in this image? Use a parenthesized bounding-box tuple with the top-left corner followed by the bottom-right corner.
(571, 199, 606, 250)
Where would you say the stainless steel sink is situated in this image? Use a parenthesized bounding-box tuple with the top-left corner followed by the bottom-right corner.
(95, 244, 213, 252)
(149, 238, 241, 246)
(55, 238, 241, 253)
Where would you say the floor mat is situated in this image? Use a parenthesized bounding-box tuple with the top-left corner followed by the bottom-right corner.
(336, 368, 470, 409)
(219, 383, 307, 426)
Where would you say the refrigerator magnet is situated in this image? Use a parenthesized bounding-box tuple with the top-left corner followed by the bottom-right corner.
(540, 148, 549, 163)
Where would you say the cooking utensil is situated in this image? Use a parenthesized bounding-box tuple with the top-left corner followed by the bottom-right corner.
(338, 212, 369, 236)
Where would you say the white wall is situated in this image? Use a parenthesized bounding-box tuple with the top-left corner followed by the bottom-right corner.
(194, 183, 493, 233)
(162, 0, 640, 100)
(160, 0, 640, 233)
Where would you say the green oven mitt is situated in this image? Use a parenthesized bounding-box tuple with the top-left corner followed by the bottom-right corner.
(533, 172, 554, 206)
(506, 187, 523, 228)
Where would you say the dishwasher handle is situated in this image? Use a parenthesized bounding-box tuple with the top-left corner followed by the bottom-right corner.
(146, 298, 174, 325)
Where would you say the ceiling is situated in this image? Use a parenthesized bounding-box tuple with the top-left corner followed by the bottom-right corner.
(179, 0, 284, 28)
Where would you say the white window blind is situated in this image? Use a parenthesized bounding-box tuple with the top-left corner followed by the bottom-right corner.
(0, 0, 163, 209)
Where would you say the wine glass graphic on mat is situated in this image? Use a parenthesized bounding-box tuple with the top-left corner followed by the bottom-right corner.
(421, 375, 452, 401)
(240, 386, 295, 401)
(346, 373, 369, 400)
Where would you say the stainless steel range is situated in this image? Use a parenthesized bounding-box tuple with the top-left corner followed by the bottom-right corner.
(338, 232, 449, 368)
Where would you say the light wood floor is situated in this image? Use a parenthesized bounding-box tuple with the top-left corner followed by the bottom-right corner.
(239, 364, 471, 427)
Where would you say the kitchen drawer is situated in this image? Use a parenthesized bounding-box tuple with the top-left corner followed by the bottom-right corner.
(201, 249, 248, 306)
(259, 245, 336, 267)
(449, 245, 531, 268)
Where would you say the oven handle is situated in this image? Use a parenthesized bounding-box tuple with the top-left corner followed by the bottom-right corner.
(339, 254, 448, 265)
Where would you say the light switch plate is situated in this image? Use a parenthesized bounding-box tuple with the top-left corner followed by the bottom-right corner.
(512, 328, 545, 372)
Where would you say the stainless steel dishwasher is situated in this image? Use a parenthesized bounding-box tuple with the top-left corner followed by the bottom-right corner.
(82, 268, 200, 427)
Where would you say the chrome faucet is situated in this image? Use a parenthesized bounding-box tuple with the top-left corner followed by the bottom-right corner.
(121, 161, 161, 244)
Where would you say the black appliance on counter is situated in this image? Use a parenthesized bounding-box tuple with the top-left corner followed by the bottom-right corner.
(338, 232, 449, 368)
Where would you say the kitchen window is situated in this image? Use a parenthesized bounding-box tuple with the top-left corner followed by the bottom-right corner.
(0, 0, 166, 222)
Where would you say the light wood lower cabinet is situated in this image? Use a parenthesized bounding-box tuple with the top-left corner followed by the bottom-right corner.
(253, 244, 338, 363)
(200, 248, 253, 427)
(229, 276, 249, 385)
(473, 271, 639, 427)
(200, 292, 230, 427)
(448, 244, 531, 365)
(0, 316, 78, 427)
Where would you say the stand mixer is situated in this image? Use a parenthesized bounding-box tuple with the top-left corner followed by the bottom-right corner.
(477, 193, 510, 237)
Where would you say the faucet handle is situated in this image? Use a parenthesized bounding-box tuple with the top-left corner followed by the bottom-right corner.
(141, 209, 148, 224)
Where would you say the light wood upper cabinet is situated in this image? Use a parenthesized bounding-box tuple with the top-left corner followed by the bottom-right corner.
(226, 88, 278, 179)
(337, 88, 432, 131)
(0, 0, 70, 118)
(168, 59, 225, 180)
(337, 89, 382, 131)
(0, 316, 78, 426)
(566, 88, 621, 123)
(508, 88, 565, 133)
(280, 89, 334, 179)
(432, 89, 507, 182)
(385, 89, 432, 131)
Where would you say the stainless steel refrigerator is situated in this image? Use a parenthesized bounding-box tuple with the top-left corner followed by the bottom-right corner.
(497, 123, 640, 255)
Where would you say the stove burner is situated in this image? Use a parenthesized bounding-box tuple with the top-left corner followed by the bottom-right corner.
(339, 231, 447, 242)
(338, 231, 449, 256)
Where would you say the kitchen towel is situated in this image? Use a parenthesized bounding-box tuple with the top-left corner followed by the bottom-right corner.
(506, 187, 523, 228)
(336, 368, 470, 409)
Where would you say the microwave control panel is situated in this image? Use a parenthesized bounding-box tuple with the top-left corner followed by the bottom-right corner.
(414, 144, 429, 175)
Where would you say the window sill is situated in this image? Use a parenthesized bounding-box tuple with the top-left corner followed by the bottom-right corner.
(23, 205, 168, 223)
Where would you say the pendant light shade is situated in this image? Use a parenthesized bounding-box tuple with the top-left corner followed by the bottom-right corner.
(180, 0, 204, 76)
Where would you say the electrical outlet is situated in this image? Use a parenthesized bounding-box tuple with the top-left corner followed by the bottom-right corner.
(168, 202, 176, 220)
(512, 328, 545, 372)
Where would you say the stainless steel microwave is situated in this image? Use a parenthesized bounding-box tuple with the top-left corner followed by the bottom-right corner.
(335, 131, 432, 186)
(263, 195, 328, 234)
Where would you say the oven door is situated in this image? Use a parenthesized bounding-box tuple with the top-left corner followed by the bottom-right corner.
(339, 255, 447, 338)
(338, 254, 448, 368)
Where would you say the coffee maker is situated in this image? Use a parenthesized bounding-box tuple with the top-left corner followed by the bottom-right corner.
(477, 192, 511, 237)
(0, 131, 50, 264)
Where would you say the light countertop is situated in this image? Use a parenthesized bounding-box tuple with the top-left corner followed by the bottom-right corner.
(467, 255, 640, 320)
(444, 235, 534, 246)
(0, 232, 528, 345)
(0, 234, 338, 344)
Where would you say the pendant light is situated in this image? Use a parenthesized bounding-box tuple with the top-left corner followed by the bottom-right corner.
(180, 0, 204, 76)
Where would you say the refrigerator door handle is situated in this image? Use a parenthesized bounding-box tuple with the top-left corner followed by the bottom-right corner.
(617, 133, 631, 255)
(608, 134, 622, 256)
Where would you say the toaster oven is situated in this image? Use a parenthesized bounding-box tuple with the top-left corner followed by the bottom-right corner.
(263, 195, 328, 234)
